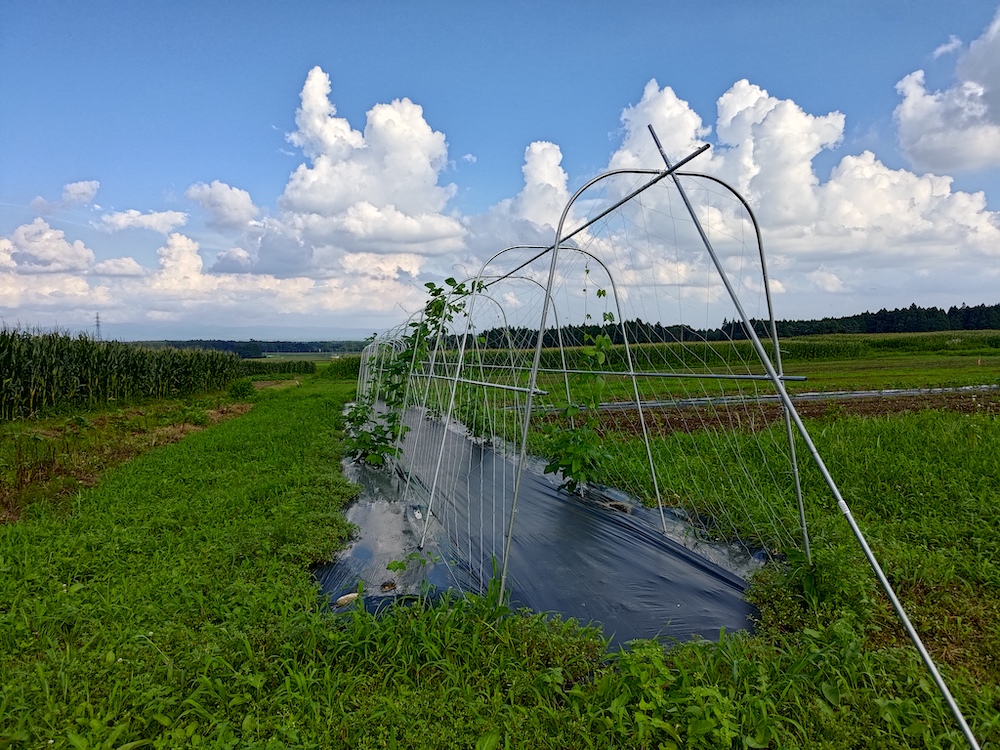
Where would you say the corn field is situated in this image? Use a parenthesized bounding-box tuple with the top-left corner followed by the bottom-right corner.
(0, 329, 243, 420)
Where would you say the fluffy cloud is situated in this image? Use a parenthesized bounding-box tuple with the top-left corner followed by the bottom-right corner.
(285, 67, 364, 161)
(2, 218, 95, 273)
(599, 77, 1000, 307)
(150, 233, 210, 294)
(266, 66, 465, 273)
(716, 81, 845, 225)
(0, 238, 13, 270)
(62, 180, 100, 205)
(282, 69, 454, 216)
(895, 10, 1000, 171)
(808, 268, 845, 293)
(97, 209, 188, 234)
(0, 270, 98, 309)
(6, 61, 1000, 337)
(211, 247, 254, 273)
(186, 181, 259, 228)
(465, 141, 572, 257)
(30, 180, 101, 214)
(93, 257, 147, 277)
(611, 79, 713, 171)
(510, 142, 571, 229)
(339, 252, 422, 280)
(816, 151, 999, 260)
(19, 232, 429, 325)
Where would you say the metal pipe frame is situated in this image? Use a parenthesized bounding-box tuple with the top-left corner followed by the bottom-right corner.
(672, 166, 810, 562)
(648, 126, 980, 750)
(500, 145, 708, 596)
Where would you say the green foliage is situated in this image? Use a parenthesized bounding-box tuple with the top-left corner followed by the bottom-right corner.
(239, 358, 316, 376)
(0, 395, 241, 521)
(0, 373, 998, 747)
(347, 278, 482, 468)
(343, 396, 399, 466)
(474, 304, 1000, 348)
(233, 340, 264, 359)
(0, 328, 243, 419)
(227, 376, 256, 400)
(324, 354, 363, 379)
(542, 332, 612, 493)
(386, 549, 440, 573)
(0, 376, 363, 745)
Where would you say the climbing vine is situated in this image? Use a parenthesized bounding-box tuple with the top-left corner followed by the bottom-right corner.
(345, 277, 478, 467)
(542, 297, 614, 493)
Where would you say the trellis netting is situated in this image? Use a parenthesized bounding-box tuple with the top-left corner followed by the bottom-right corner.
(335, 129, 979, 747)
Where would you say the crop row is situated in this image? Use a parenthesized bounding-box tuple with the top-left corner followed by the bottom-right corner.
(0, 329, 244, 420)
(447, 329, 1000, 373)
(240, 359, 317, 376)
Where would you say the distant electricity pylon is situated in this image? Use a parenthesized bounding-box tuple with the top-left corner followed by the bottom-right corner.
(94, 312, 102, 340)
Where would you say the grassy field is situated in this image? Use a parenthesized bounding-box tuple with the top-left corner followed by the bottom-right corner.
(261, 352, 348, 363)
(466, 330, 1000, 407)
(782, 353, 999, 394)
(1, 352, 999, 747)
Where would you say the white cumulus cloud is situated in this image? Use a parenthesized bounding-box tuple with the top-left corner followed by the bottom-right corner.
(895, 10, 1000, 171)
(340, 252, 422, 280)
(808, 268, 845, 293)
(211, 247, 254, 273)
(97, 209, 188, 234)
(186, 180, 259, 228)
(30, 180, 101, 214)
(62, 180, 100, 205)
(260, 66, 465, 276)
(3, 218, 95, 273)
(93, 257, 147, 277)
(468, 141, 572, 254)
(600, 77, 1000, 307)
(7, 60, 1000, 337)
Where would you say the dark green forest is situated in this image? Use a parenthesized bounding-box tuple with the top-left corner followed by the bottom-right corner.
(766, 302, 1000, 338)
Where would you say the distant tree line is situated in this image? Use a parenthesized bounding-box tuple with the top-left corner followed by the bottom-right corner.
(750, 302, 1000, 339)
(467, 302, 1000, 349)
(138, 340, 368, 358)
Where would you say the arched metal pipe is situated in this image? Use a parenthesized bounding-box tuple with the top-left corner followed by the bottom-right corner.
(500, 144, 710, 595)
(648, 125, 980, 750)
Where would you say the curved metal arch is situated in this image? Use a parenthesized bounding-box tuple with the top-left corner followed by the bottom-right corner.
(533, 242, 670, 534)
(649, 128, 979, 749)
(672, 169, 809, 561)
(415, 272, 569, 548)
(500, 144, 713, 594)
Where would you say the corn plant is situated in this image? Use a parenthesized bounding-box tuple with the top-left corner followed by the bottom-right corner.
(0, 328, 243, 420)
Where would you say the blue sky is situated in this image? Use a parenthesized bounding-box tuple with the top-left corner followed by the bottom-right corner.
(3, 1, 1000, 339)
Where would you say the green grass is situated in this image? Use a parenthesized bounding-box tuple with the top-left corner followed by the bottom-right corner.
(782, 353, 1000, 394)
(453, 338, 1000, 409)
(0, 394, 249, 523)
(261, 351, 340, 362)
(2, 372, 999, 747)
(0, 379, 358, 744)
